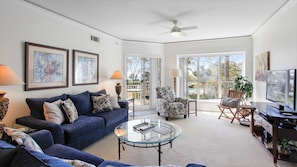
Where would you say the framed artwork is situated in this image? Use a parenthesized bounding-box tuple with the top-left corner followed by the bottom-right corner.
(25, 42, 69, 91)
(73, 50, 99, 85)
(255, 51, 270, 82)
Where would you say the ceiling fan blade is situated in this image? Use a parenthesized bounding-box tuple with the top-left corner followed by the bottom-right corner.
(181, 31, 187, 36)
(180, 26, 198, 31)
(158, 31, 170, 36)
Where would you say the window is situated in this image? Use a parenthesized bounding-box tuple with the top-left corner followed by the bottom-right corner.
(182, 53, 244, 100)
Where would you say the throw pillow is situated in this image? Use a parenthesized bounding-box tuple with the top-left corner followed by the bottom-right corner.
(61, 98, 78, 123)
(3, 127, 43, 153)
(221, 97, 241, 108)
(61, 158, 96, 167)
(110, 95, 120, 109)
(43, 99, 65, 124)
(92, 94, 113, 112)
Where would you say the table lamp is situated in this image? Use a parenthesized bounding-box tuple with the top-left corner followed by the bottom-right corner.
(169, 68, 181, 94)
(110, 70, 124, 100)
(0, 64, 24, 127)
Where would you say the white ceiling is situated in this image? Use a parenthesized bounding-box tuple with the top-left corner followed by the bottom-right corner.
(25, 0, 289, 43)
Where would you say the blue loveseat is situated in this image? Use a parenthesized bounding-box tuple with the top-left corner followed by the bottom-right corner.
(0, 129, 130, 167)
(16, 90, 129, 150)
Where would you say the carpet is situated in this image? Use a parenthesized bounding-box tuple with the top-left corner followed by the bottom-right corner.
(129, 110, 156, 117)
(84, 111, 296, 167)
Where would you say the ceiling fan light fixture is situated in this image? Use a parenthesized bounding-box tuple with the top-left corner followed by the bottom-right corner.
(171, 31, 181, 37)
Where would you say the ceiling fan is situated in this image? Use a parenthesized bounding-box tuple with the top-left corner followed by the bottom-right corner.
(160, 20, 198, 37)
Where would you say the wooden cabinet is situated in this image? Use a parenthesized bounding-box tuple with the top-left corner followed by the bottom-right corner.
(250, 102, 297, 165)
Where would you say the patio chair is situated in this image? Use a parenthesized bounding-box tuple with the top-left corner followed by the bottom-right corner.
(156, 86, 188, 121)
(217, 90, 243, 123)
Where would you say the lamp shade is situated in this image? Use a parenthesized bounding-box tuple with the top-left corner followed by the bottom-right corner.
(110, 70, 124, 80)
(169, 69, 181, 78)
(0, 65, 23, 85)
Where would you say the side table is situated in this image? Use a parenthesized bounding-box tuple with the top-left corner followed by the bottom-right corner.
(126, 97, 135, 119)
(232, 105, 255, 125)
(188, 99, 197, 117)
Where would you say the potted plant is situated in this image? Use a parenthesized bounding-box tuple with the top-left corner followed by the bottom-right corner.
(234, 75, 253, 103)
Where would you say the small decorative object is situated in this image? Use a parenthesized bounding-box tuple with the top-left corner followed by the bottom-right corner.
(169, 68, 181, 94)
(110, 70, 124, 100)
(73, 50, 99, 85)
(0, 64, 24, 127)
(25, 42, 69, 90)
(234, 75, 253, 103)
(255, 51, 270, 82)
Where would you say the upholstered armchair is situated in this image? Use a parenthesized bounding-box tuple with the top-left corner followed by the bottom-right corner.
(156, 86, 188, 120)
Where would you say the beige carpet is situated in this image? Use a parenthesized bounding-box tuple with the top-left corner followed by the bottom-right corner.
(84, 111, 296, 167)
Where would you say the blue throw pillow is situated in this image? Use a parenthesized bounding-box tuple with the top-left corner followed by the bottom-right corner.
(68, 91, 92, 115)
(90, 89, 107, 96)
(26, 94, 68, 119)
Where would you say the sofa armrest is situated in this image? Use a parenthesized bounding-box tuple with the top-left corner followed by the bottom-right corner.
(29, 130, 54, 150)
(16, 116, 65, 144)
(44, 144, 104, 166)
(118, 101, 128, 109)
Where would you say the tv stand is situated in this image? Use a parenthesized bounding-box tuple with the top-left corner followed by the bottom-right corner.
(250, 102, 297, 165)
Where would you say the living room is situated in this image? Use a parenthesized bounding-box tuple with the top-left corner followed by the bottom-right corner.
(0, 0, 297, 166)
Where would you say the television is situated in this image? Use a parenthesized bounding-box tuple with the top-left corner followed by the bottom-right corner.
(266, 69, 296, 110)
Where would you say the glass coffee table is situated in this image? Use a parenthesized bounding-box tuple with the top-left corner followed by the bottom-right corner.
(114, 119, 182, 165)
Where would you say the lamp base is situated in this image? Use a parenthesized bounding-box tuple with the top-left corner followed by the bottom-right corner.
(0, 97, 9, 121)
(115, 83, 122, 100)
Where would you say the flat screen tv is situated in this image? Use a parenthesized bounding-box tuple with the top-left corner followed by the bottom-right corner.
(288, 69, 296, 110)
(266, 69, 296, 110)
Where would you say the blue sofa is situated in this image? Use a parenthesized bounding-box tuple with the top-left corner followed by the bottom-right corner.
(0, 129, 130, 167)
(16, 90, 129, 150)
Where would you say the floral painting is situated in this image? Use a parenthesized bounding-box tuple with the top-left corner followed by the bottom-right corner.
(73, 50, 98, 85)
(33, 51, 64, 83)
(25, 42, 69, 90)
(255, 51, 270, 82)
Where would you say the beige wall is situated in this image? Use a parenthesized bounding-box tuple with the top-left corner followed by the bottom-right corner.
(252, 1, 297, 103)
(0, 0, 123, 125)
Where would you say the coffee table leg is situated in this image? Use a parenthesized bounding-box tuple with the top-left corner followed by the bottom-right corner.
(158, 143, 161, 166)
(118, 138, 121, 159)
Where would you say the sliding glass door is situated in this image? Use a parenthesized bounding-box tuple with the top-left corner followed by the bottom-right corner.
(126, 56, 161, 110)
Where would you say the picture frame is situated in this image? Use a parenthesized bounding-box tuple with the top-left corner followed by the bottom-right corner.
(25, 42, 69, 91)
(255, 51, 270, 82)
(73, 50, 99, 85)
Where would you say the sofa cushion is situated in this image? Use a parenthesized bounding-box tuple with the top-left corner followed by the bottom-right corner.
(4, 127, 43, 153)
(90, 108, 127, 127)
(0, 140, 15, 149)
(61, 158, 96, 167)
(43, 99, 65, 124)
(89, 89, 107, 96)
(68, 91, 92, 115)
(26, 94, 68, 119)
(61, 98, 79, 123)
(92, 94, 113, 112)
(62, 116, 105, 145)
